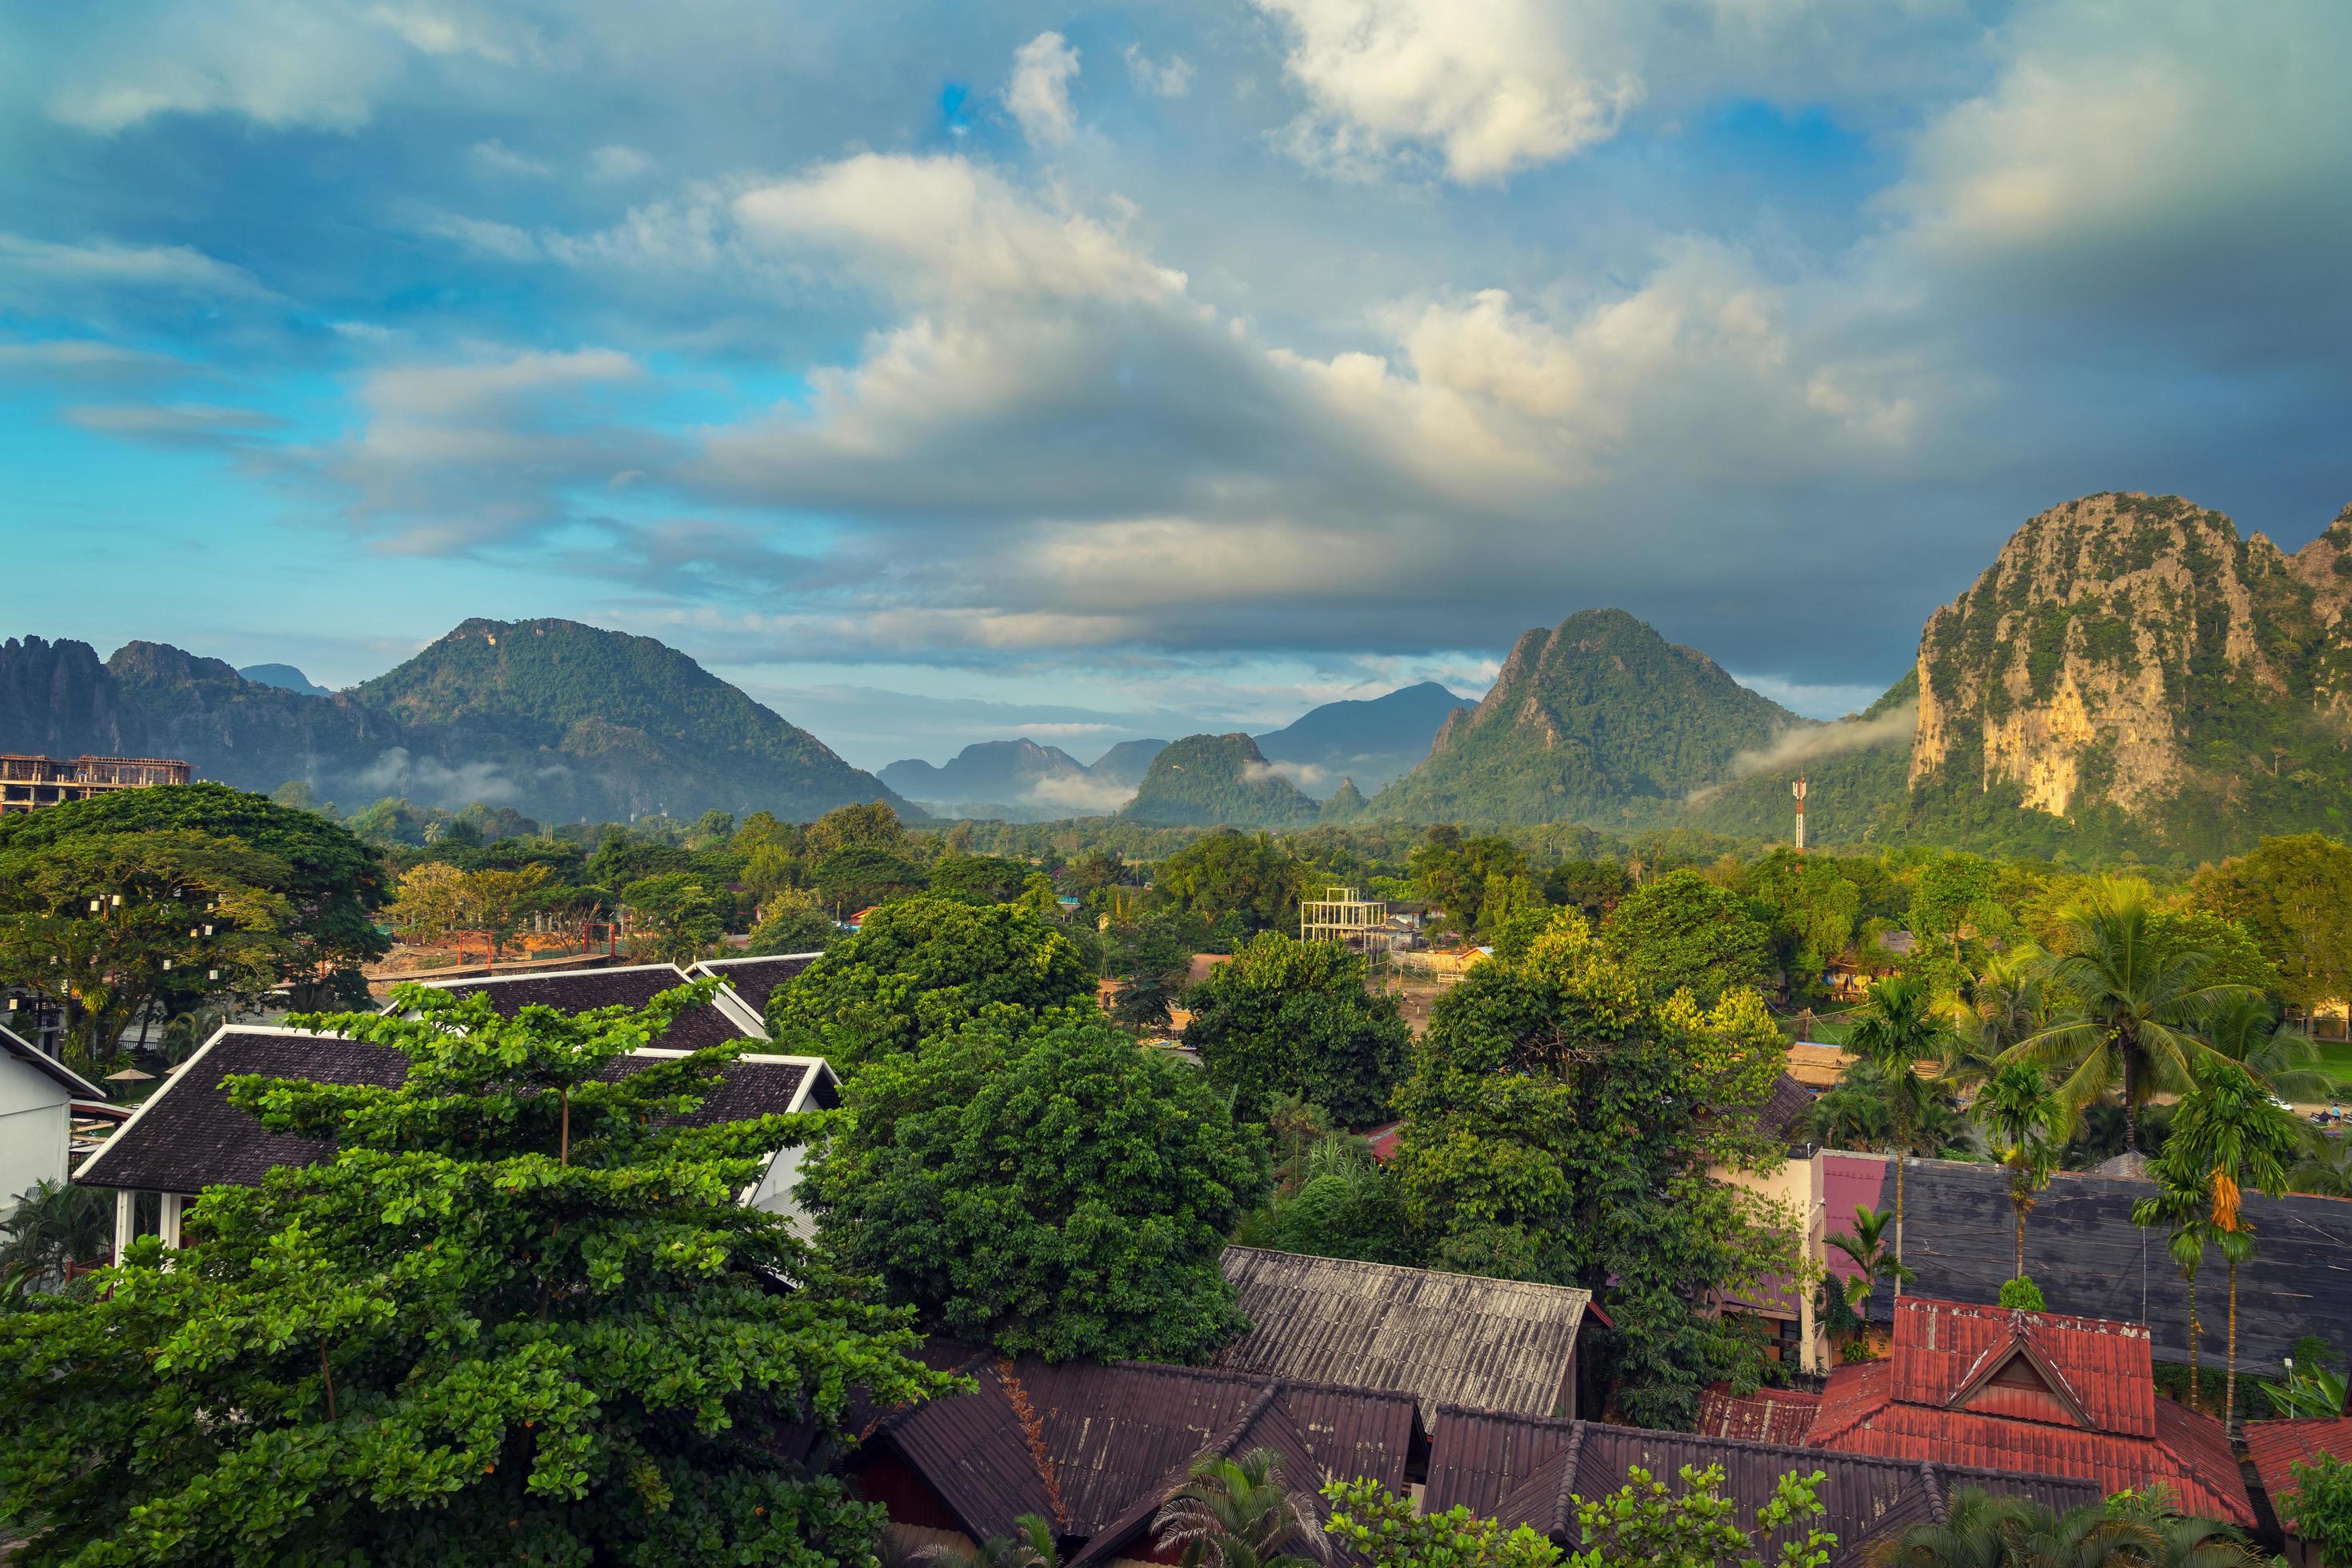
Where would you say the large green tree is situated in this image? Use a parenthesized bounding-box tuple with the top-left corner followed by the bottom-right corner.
(2188, 834, 2352, 1010)
(798, 1009, 1270, 1362)
(0, 782, 390, 1010)
(764, 895, 1095, 1069)
(1183, 932, 1410, 1126)
(0, 979, 953, 1566)
(1152, 830, 1305, 934)
(1597, 870, 1773, 1005)
(619, 871, 730, 964)
(1390, 912, 1798, 1429)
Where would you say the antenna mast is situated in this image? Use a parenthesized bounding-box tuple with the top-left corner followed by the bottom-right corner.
(1792, 774, 1808, 855)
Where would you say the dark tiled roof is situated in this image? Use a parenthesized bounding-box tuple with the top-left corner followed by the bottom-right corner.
(1862, 1158, 2352, 1373)
(406, 964, 756, 1052)
(1760, 1073, 1818, 1144)
(1, 1021, 106, 1099)
(854, 1357, 1416, 1560)
(2246, 1418, 2352, 1515)
(690, 954, 819, 1018)
(76, 1027, 811, 1194)
(1425, 1406, 2100, 1568)
(1216, 1246, 1588, 1420)
(1807, 1297, 2254, 1526)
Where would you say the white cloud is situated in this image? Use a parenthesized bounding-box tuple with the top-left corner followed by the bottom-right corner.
(62, 402, 285, 446)
(1004, 30, 1081, 149)
(416, 210, 542, 262)
(1254, 0, 1641, 182)
(0, 340, 205, 386)
(470, 138, 550, 176)
(0, 233, 274, 298)
(588, 144, 655, 181)
(1124, 44, 1193, 98)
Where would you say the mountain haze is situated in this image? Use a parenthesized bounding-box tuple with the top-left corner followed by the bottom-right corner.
(1373, 608, 1798, 826)
(1118, 733, 1322, 826)
(238, 663, 332, 697)
(1252, 681, 1467, 797)
(880, 738, 1121, 821)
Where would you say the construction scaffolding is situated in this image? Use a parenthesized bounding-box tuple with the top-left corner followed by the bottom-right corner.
(1301, 886, 1389, 954)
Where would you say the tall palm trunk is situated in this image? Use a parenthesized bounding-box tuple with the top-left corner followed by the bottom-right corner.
(1892, 1155, 1906, 1296)
(2186, 1273, 2200, 1409)
(2014, 1198, 2025, 1279)
(2225, 1257, 2240, 1442)
(2122, 1038, 2139, 1155)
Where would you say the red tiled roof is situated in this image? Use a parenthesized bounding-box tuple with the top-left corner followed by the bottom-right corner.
(1822, 1154, 1886, 1287)
(1362, 1122, 1402, 1162)
(2246, 1418, 2352, 1520)
(1697, 1385, 1822, 1446)
(1806, 1298, 2254, 1526)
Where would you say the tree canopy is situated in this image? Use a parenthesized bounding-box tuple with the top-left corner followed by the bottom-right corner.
(1598, 870, 1773, 1005)
(0, 979, 954, 1566)
(1182, 932, 1411, 1126)
(798, 1008, 1270, 1362)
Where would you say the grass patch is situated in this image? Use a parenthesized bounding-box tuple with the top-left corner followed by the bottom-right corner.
(2311, 1038, 2352, 1097)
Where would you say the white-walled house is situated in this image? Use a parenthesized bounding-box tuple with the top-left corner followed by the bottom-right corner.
(1, 1023, 106, 1221)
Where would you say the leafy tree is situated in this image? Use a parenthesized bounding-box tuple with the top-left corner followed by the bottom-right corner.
(2283, 1454, 2352, 1567)
(0, 829, 298, 1069)
(0, 979, 954, 1566)
(1997, 1276, 2046, 1311)
(747, 892, 834, 957)
(798, 1009, 1270, 1362)
(1597, 870, 1772, 1005)
(1321, 1479, 1564, 1568)
(810, 843, 927, 918)
(2291, 1138, 2352, 1198)
(1183, 933, 1410, 1126)
(1410, 830, 1530, 937)
(2146, 910, 2280, 996)
(469, 863, 554, 959)
(1846, 977, 1946, 1283)
(1562, 1464, 1833, 1568)
(1802, 1074, 1892, 1151)
(1975, 1062, 2062, 1280)
(765, 896, 1094, 1070)
(1908, 851, 2002, 971)
(1153, 830, 1306, 934)
(2002, 880, 2249, 1155)
(1154, 1447, 1331, 1568)
(1110, 970, 1178, 1032)
(2189, 834, 2352, 1010)
(1950, 945, 2054, 1082)
(0, 1179, 113, 1299)
(804, 802, 906, 857)
(928, 854, 1035, 904)
(1744, 851, 1862, 1003)
(2258, 1356, 2349, 1420)
(2149, 1058, 2305, 1438)
(383, 860, 472, 947)
(1542, 858, 1630, 917)
(1868, 1486, 2252, 1568)
(619, 871, 730, 965)
(1270, 1136, 1412, 1265)
(0, 782, 389, 1008)
(1391, 914, 1798, 1427)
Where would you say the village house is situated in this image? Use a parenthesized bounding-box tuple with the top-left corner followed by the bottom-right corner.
(0, 1022, 105, 1218)
(686, 951, 825, 1018)
(2246, 1418, 2352, 1566)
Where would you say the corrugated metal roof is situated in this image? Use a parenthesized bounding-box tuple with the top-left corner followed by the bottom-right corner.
(1423, 1405, 2099, 1567)
(1862, 1158, 2352, 1372)
(858, 1357, 1416, 1560)
(1698, 1386, 1823, 1446)
(1806, 1297, 2254, 1526)
(689, 953, 820, 1018)
(406, 962, 757, 1052)
(1217, 1246, 1588, 1420)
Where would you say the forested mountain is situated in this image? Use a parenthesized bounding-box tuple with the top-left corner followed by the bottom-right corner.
(879, 738, 1112, 821)
(0, 621, 910, 826)
(1087, 738, 1168, 786)
(238, 663, 332, 697)
(1118, 733, 1322, 826)
(1371, 608, 1798, 826)
(1252, 680, 1467, 797)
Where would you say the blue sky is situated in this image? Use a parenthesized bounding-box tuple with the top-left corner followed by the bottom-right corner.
(3, 0, 2349, 770)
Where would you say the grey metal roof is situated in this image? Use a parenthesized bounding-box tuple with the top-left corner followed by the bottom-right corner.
(1865, 1158, 2352, 1374)
(398, 962, 759, 1051)
(1215, 1246, 1590, 1420)
(689, 953, 820, 1018)
(75, 1026, 817, 1193)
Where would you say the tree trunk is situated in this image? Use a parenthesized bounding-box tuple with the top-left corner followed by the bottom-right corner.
(2186, 1270, 2200, 1409)
(1893, 1153, 1906, 1295)
(2014, 1200, 2025, 1280)
(2122, 1043, 2139, 1156)
(2226, 1257, 2240, 1442)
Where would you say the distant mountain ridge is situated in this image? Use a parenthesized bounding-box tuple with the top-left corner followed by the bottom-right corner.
(1118, 733, 1323, 826)
(880, 738, 1122, 822)
(1372, 607, 1798, 826)
(238, 663, 332, 697)
(0, 619, 910, 826)
(1251, 680, 1466, 797)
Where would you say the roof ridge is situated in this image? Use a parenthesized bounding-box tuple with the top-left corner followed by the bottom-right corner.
(1547, 1422, 1587, 1535)
(995, 1359, 1067, 1530)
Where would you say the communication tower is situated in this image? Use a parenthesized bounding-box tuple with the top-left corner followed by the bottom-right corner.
(1792, 774, 1808, 854)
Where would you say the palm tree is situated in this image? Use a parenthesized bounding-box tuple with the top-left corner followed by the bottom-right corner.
(1806, 1070, 1895, 1150)
(0, 1178, 114, 1295)
(920, 1514, 1059, 1568)
(1868, 1487, 2255, 1568)
(1976, 1062, 2062, 1280)
(2204, 994, 2332, 1103)
(1826, 1204, 1914, 1331)
(2152, 1058, 2306, 1440)
(2001, 880, 2250, 1156)
(1849, 976, 1946, 1283)
(1941, 945, 2054, 1092)
(2289, 1137, 2352, 1198)
(1152, 1448, 1330, 1568)
(2132, 1171, 2215, 1409)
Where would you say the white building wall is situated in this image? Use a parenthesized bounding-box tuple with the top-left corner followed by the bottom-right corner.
(0, 1056, 72, 1219)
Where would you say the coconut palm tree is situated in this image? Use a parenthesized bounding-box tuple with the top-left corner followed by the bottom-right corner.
(2151, 1058, 2306, 1440)
(1941, 945, 2054, 1092)
(919, 1514, 1059, 1568)
(1826, 1204, 1914, 1331)
(1868, 1486, 2256, 1568)
(2204, 994, 2332, 1104)
(2289, 1137, 2352, 1198)
(1152, 1448, 1330, 1568)
(1806, 1069, 1895, 1150)
(2000, 881, 2250, 1156)
(1849, 976, 1946, 1282)
(1976, 1062, 2062, 1280)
